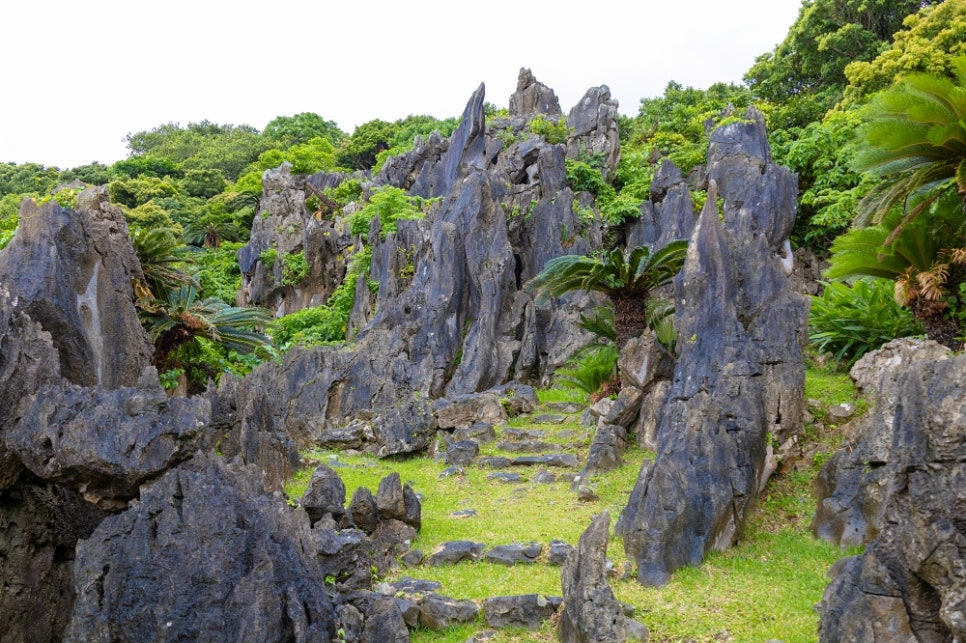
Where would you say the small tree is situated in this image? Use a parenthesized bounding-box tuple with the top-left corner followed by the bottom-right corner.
(525, 241, 688, 350)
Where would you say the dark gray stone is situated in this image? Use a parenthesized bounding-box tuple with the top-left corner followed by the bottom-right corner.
(558, 512, 629, 643)
(496, 440, 553, 453)
(301, 464, 347, 524)
(616, 109, 805, 586)
(349, 486, 379, 534)
(65, 456, 336, 642)
(478, 456, 512, 469)
(444, 440, 480, 466)
(580, 424, 629, 477)
(548, 540, 575, 566)
(0, 187, 153, 390)
(439, 465, 464, 478)
(487, 472, 523, 484)
(376, 472, 407, 521)
(426, 540, 485, 566)
(484, 542, 543, 566)
(534, 471, 556, 484)
(818, 356, 966, 641)
(6, 373, 208, 510)
(453, 422, 496, 443)
(482, 594, 558, 630)
(417, 594, 480, 629)
(390, 576, 443, 596)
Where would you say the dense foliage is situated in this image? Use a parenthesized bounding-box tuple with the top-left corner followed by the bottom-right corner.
(3, 0, 965, 376)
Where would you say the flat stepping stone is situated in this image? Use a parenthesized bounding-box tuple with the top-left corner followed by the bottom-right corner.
(533, 471, 556, 484)
(484, 542, 543, 566)
(510, 454, 579, 468)
(390, 576, 443, 596)
(438, 465, 464, 478)
(426, 540, 485, 566)
(497, 440, 553, 453)
(451, 509, 477, 519)
(417, 593, 480, 629)
(502, 428, 545, 440)
(532, 414, 567, 424)
(477, 456, 511, 469)
(482, 594, 559, 629)
(487, 472, 523, 483)
(544, 402, 586, 413)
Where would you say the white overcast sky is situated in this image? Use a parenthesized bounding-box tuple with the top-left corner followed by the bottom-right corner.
(1, 0, 802, 170)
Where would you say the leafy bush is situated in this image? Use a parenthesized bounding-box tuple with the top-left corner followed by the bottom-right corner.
(809, 278, 923, 365)
(193, 241, 245, 304)
(554, 344, 619, 395)
(270, 247, 373, 349)
(281, 251, 309, 286)
(529, 114, 570, 145)
(347, 186, 433, 240)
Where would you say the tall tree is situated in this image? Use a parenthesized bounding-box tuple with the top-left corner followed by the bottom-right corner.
(745, 0, 940, 128)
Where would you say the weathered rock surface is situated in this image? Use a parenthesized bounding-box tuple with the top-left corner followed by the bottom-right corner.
(215, 72, 615, 457)
(484, 542, 543, 566)
(818, 355, 966, 641)
(65, 455, 337, 642)
(559, 511, 642, 642)
(0, 479, 105, 643)
(812, 340, 951, 547)
(0, 188, 153, 389)
(426, 540, 485, 566)
(509, 67, 562, 117)
(616, 108, 805, 586)
(417, 593, 480, 629)
(6, 370, 208, 511)
(482, 594, 558, 630)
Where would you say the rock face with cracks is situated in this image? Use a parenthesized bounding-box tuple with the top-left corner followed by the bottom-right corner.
(818, 355, 966, 642)
(615, 108, 805, 586)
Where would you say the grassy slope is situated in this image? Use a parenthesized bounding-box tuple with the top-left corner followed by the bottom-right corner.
(285, 367, 861, 642)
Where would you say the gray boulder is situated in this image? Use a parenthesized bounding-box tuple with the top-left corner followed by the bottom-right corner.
(6, 370, 208, 510)
(0, 187, 153, 389)
(812, 341, 950, 547)
(417, 594, 480, 630)
(818, 355, 966, 641)
(482, 594, 558, 630)
(65, 455, 337, 642)
(301, 464, 347, 525)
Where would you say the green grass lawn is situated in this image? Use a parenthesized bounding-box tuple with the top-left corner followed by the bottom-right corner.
(285, 368, 861, 642)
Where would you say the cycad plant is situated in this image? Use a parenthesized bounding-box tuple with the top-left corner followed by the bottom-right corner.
(525, 240, 688, 349)
(853, 55, 966, 238)
(138, 284, 274, 374)
(130, 226, 197, 300)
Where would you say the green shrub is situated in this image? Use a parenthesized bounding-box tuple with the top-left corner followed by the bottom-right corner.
(281, 251, 309, 286)
(529, 114, 570, 145)
(554, 344, 619, 395)
(809, 277, 923, 365)
(347, 186, 433, 240)
(270, 247, 373, 349)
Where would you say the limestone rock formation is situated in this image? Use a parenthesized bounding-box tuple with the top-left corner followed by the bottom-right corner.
(818, 355, 966, 641)
(66, 455, 337, 642)
(6, 370, 208, 510)
(811, 339, 950, 547)
(559, 511, 643, 642)
(0, 187, 153, 389)
(616, 108, 805, 586)
(215, 72, 619, 457)
(509, 67, 562, 117)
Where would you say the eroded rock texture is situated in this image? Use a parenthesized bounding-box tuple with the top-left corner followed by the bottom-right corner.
(220, 70, 619, 457)
(65, 455, 337, 642)
(811, 339, 950, 548)
(818, 355, 966, 642)
(615, 108, 805, 586)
